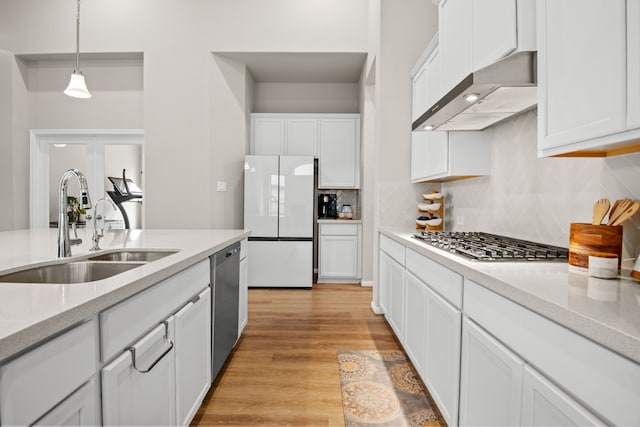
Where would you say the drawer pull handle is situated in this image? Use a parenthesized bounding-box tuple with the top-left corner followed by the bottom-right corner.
(128, 321, 174, 374)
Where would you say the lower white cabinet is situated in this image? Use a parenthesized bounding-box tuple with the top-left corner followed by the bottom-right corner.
(175, 287, 212, 426)
(0, 319, 98, 426)
(459, 317, 524, 426)
(521, 366, 605, 427)
(35, 379, 99, 427)
(379, 251, 405, 338)
(101, 321, 177, 426)
(317, 223, 361, 283)
(238, 243, 248, 334)
(403, 272, 427, 375)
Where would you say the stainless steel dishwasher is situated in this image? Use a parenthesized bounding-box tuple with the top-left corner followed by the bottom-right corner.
(211, 242, 240, 380)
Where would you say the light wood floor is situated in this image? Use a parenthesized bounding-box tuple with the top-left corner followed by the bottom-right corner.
(191, 284, 403, 426)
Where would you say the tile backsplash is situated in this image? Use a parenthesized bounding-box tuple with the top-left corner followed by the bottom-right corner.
(441, 110, 640, 262)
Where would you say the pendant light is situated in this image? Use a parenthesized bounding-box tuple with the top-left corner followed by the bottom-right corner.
(64, 0, 91, 98)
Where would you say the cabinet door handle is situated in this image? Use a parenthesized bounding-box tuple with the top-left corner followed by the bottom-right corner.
(128, 320, 174, 374)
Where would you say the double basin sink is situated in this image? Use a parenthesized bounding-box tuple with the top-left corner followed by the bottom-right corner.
(0, 250, 178, 284)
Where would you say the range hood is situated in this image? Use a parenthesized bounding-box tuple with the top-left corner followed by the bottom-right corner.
(412, 52, 537, 132)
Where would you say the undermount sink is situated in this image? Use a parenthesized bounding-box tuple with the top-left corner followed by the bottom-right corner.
(87, 250, 177, 262)
(0, 261, 145, 284)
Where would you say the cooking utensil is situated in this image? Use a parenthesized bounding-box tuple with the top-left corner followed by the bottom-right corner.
(607, 198, 633, 225)
(611, 201, 639, 226)
(592, 198, 610, 225)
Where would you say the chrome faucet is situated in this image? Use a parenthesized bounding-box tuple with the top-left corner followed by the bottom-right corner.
(58, 169, 92, 257)
(88, 197, 116, 251)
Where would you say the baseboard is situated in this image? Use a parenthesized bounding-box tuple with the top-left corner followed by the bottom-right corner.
(370, 301, 384, 315)
(360, 280, 374, 287)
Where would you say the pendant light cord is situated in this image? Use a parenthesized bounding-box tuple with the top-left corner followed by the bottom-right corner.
(74, 0, 81, 71)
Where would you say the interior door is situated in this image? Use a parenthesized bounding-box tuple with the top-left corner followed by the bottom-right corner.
(101, 321, 176, 426)
(278, 156, 314, 238)
(244, 155, 279, 238)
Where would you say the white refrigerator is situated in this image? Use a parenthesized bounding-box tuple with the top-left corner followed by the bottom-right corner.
(244, 155, 314, 288)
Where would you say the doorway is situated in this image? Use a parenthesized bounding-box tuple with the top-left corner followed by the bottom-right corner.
(30, 129, 144, 229)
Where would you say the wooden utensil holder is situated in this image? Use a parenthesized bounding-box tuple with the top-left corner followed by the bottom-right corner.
(416, 196, 445, 231)
(569, 223, 623, 270)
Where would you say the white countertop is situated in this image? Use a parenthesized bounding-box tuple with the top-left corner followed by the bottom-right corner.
(380, 227, 640, 364)
(0, 228, 249, 362)
(317, 219, 362, 224)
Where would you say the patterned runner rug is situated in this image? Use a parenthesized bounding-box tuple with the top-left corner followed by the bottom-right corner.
(337, 350, 442, 427)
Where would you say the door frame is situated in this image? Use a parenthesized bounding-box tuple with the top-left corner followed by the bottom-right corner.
(29, 129, 144, 229)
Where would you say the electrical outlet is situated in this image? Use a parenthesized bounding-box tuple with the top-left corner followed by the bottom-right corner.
(216, 181, 227, 192)
(456, 215, 464, 225)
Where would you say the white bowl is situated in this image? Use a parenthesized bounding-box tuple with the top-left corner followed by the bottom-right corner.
(425, 218, 442, 227)
(416, 219, 429, 226)
(418, 202, 441, 212)
(423, 193, 442, 200)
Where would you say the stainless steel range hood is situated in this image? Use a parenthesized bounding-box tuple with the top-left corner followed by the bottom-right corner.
(412, 52, 537, 132)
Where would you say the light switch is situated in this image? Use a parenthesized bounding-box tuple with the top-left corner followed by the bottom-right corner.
(216, 181, 227, 192)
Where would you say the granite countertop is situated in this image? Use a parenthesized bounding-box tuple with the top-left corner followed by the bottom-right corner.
(0, 228, 250, 362)
(379, 227, 640, 364)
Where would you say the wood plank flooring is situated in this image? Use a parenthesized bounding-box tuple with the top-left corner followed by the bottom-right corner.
(191, 284, 402, 426)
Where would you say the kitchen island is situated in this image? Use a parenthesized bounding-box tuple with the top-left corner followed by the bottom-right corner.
(379, 227, 640, 427)
(0, 228, 249, 426)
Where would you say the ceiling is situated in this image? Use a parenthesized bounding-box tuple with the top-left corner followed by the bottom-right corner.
(214, 52, 367, 83)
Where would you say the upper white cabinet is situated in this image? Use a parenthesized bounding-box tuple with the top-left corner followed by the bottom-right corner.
(472, 0, 536, 71)
(251, 114, 361, 189)
(438, 0, 472, 95)
(412, 36, 441, 123)
(251, 117, 286, 155)
(537, 0, 640, 157)
(411, 129, 491, 183)
(318, 117, 360, 188)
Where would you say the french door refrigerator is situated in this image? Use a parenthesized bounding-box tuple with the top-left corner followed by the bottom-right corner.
(244, 155, 314, 288)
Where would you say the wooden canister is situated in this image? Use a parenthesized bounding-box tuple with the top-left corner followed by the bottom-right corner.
(569, 223, 623, 270)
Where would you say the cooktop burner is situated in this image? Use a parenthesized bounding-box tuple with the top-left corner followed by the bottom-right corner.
(412, 231, 569, 262)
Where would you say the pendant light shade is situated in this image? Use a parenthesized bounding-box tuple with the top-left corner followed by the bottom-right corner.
(65, 0, 91, 99)
(65, 71, 91, 98)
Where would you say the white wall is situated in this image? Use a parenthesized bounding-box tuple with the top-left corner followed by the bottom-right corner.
(442, 110, 640, 261)
(253, 82, 360, 113)
(0, 0, 369, 230)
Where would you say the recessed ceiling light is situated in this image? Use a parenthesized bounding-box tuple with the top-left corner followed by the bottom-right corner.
(423, 125, 434, 131)
(463, 93, 480, 102)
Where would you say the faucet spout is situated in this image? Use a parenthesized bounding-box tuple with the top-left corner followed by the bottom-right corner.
(89, 197, 117, 251)
(58, 169, 92, 257)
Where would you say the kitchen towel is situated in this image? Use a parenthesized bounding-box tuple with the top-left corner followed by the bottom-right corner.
(337, 350, 442, 427)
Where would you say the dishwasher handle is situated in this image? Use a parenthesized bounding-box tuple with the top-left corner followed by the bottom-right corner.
(128, 320, 174, 374)
(226, 247, 239, 258)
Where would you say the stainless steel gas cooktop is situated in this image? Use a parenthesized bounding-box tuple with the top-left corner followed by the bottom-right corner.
(412, 231, 569, 262)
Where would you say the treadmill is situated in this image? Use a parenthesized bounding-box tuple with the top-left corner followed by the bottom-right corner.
(107, 169, 142, 229)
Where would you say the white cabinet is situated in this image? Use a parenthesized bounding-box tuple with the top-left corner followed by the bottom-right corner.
(34, 379, 99, 427)
(251, 117, 286, 155)
(0, 320, 99, 427)
(318, 118, 360, 188)
(318, 223, 361, 283)
(438, 0, 472, 96)
(175, 287, 212, 426)
(238, 239, 248, 334)
(101, 321, 177, 426)
(459, 317, 524, 426)
(411, 36, 441, 123)
(403, 272, 427, 374)
(471, 0, 536, 72)
(378, 235, 406, 338)
(411, 129, 491, 182)
(521, 366, 605, 427)
(537, 0, 640, 156)
(286, 118, 317, 156)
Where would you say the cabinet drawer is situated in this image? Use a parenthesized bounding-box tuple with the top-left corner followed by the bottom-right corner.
(320, 223, 359, 236)
(464, 279, 640, 427)
(406, 248, 463, 309)
(0, 319, 98, 426)
(380, 234, 405, 265)
(100, 259, 209, 362)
